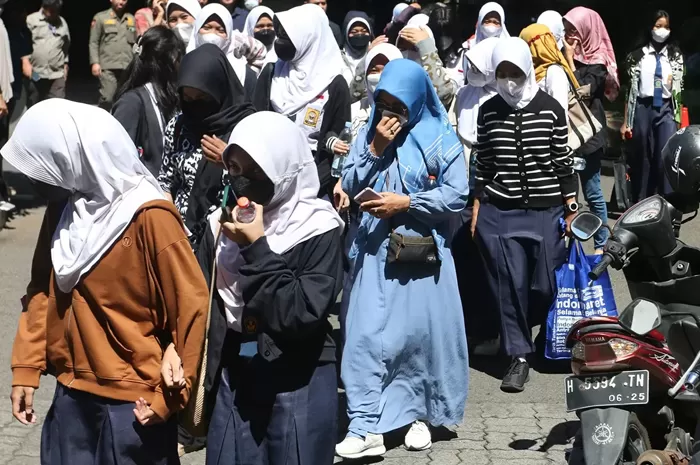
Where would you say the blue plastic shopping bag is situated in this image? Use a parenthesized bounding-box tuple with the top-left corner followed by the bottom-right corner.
(545, 240, 617, 360)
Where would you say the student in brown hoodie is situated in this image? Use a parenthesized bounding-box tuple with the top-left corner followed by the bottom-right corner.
(3, 99, 209, 464)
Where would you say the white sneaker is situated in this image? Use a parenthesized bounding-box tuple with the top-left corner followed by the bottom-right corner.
(0, 201, 15, 212)
(405, 421, 432, 451)
(335, 433, 386, 459)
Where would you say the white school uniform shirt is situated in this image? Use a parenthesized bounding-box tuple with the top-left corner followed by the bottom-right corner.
(638, 44, 673, 99)
(538, 64, 570, 121)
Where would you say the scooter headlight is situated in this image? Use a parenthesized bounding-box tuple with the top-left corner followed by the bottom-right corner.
(572, 342, 585, 360)
(608, 338, 638, 358)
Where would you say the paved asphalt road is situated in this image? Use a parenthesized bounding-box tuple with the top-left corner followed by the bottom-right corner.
(0, 169, 692, 465)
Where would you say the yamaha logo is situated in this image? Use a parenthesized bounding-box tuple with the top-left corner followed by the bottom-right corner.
(584, 336, 606, 343)
(592, 423, 615, 445)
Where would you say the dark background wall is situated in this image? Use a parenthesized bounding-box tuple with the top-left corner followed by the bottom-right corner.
(5, 0, 700, 103)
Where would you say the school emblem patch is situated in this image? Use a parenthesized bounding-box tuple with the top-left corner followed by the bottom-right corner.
(303, 108, 321, 128)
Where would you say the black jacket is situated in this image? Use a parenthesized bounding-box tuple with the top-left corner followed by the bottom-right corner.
(574, 63, 608, 156)
(112, 86, 165, 177)
(200, 228, 343, 391)
(253, 66, 351, 195)
(329, 20, 344, 48)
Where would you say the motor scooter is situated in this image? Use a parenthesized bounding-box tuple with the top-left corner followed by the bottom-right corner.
(565, 195, 700, 464)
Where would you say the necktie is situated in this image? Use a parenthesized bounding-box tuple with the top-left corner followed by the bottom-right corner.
(653, 53, 663, 109)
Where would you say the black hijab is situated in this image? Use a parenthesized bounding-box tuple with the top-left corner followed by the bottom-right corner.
(177, 44, 255, 250)
(177, 44, 254, 138)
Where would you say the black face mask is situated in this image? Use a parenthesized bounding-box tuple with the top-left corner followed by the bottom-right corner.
(29, 179, 71, 203)
(181, 99, 218, 122)
(230, 175, 275, 206)
(348, 34, 371, 50)
(274, 39, 297, 62)
(254, 29, 276, 47)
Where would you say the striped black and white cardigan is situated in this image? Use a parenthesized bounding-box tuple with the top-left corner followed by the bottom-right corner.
(474, 90, 578, 209)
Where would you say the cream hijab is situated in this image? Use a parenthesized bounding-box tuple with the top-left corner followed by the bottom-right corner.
(215, 112, 344, 330)
(270, 4, 344, 116)
(492, 37, 539, 110)
(0, 100, 164, 292)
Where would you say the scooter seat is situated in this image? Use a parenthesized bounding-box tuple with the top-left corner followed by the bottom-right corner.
(664, 304, 700, 371)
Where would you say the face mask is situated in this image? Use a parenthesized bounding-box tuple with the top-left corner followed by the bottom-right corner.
(254, 29, 276, 47)
(496, 76, 527, 108)
(366, 73, 381, 95)
(348, 34, 371, 50)
(274, 39, 297, 62)
(652, 27, 670, 43)
(244, 0, 258, 10)
(466, 67, 490, 88)
(481, 24, 501, 38)
(379, 109, 408, 127)
(199, 33, 228, 50)
(175, 22, 194, 46)
(181, 99, 218, 121)
(230, 175, 275, 206)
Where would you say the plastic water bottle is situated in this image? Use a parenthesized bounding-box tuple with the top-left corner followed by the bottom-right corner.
(236, 197, 256, 223)
(331, 122, 353, 178)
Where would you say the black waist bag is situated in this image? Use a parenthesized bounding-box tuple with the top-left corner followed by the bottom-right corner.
(387, 232, 440, 265)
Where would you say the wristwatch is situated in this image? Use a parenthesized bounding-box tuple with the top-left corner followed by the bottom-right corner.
(566, 201, 580, 213)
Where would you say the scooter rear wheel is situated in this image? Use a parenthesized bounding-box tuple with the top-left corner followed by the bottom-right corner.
(568, 412, 651, 464)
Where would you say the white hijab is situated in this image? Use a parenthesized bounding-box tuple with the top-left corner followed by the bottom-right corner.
(270, 4, 344, 116)
(186, 4, 248, 86)
(399, 14, 434, 63)
(392, 3, 408, 21)
(492, 37, 539, 110)
(0, 100, 164, 293)
(537, 10, 565, 50)
(0, 17, 13, 103)
(215, 112, 344, 330)
(245, 6, 278, 68)
(364, 43, 403, 105)
(474, 2, 510, 44)
(457, 37, 500, 145)
(167, 0, 202, 45)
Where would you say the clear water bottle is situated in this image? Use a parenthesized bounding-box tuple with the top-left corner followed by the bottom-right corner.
(331, 122, 353, 178)
(236, 197, 256, 223)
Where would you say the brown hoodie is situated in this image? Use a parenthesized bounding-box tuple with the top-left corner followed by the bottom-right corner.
(11, 200, 208, 420)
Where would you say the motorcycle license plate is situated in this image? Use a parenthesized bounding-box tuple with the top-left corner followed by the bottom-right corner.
(565, 370, 649, 412)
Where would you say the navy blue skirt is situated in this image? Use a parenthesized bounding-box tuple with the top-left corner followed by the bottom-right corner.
(206, 349, 337, 465)
(41, 383, 179, 465)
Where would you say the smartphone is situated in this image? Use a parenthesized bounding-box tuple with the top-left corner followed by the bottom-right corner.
(354, 187, 382, 204)
(220, 185, 237, 223)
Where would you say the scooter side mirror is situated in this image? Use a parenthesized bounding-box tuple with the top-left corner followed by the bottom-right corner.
(619, 299, 662, 336)
(570, 212, 603, 242)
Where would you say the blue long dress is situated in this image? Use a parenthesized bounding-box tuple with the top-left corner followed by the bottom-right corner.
(340, 59, 469, 438)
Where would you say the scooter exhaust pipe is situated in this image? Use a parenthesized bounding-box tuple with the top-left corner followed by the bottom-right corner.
(636, 450, 690, 465)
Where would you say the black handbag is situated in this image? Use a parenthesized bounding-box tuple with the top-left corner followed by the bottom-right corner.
(387, 232, 440, 265)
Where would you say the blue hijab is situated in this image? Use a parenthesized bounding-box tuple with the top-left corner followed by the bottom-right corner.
(367, 59, 462, 194)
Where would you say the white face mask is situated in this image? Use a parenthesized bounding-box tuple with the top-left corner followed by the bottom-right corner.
(366, 73, 381, 95)
(466, 66, 490, 88)
(244, 0, 259, 10)
(481, 24, 502, 38)
(651, 27, 670, 43)
(381, 109, 408, 127)
(497, 76, 527, 108)
(199, 33, 229, 50)
(175, 22, 194, 46)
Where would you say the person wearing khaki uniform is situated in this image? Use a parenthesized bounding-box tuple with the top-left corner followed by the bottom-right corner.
(89, 0, 135, 110)
(26, 0, 70, 106)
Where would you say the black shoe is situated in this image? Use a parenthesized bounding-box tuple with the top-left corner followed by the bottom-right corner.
(501, 358, 530, 393)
